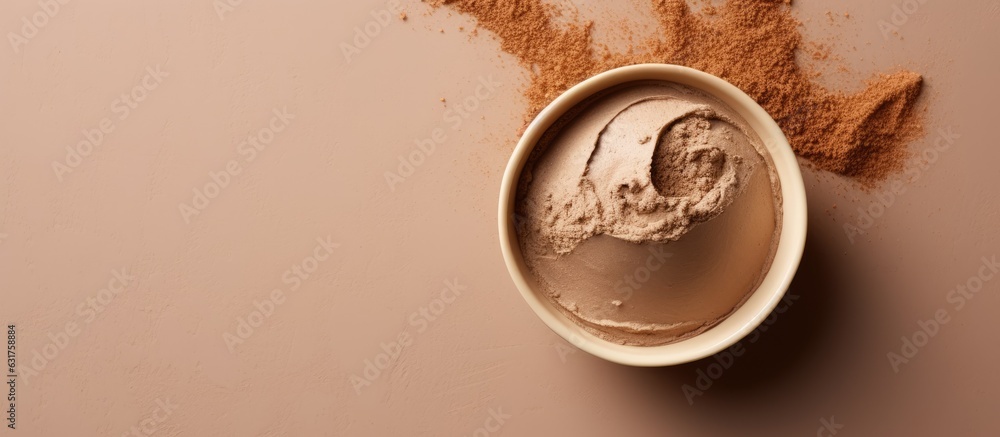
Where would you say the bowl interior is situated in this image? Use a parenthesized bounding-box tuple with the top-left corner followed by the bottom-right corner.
(498, 64, 807, 366)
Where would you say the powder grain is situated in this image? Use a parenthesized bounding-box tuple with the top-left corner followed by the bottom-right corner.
(426, 0, 926, 186)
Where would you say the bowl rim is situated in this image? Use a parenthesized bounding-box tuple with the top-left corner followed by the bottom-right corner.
(497, 63, 808, 366)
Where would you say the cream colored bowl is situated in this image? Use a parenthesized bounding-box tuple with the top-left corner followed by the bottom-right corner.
(497, 64, 808, 366)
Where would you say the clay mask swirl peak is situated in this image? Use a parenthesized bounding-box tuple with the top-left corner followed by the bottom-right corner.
(525, 94, 757, 255)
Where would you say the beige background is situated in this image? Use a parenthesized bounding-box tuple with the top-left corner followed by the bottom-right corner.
(1, 0, 998, 435)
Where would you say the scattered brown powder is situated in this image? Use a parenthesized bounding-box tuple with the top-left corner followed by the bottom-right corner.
(425, 0, 925, 186)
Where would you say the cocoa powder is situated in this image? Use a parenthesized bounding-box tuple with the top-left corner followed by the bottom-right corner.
(426, 0, 925, 186)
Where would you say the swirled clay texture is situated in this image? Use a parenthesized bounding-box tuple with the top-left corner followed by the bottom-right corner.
(516, 81, 782, 346)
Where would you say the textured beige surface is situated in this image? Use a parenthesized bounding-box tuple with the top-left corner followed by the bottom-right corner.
(1, 0, 999, 435)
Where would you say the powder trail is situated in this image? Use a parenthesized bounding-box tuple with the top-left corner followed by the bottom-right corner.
(428, 0, 925, 186)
